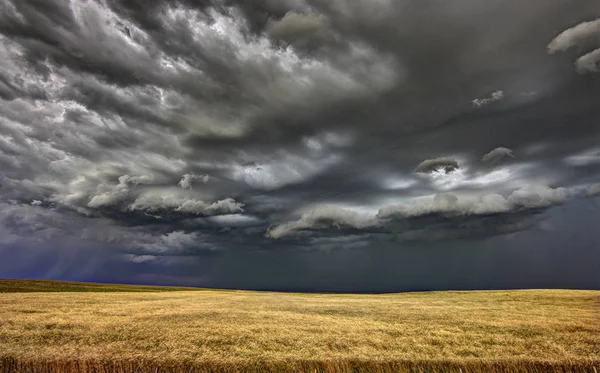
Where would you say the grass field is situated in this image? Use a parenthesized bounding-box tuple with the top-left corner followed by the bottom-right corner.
(0, 279, 204, 293)
(0, 280, 599, 373)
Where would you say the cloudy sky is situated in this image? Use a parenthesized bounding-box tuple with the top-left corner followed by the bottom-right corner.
(1, 0, 599, 291)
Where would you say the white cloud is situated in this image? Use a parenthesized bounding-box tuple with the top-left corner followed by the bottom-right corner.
(207, 214, 263, 227)
(575, 48, 600, 73)
(129, 194, 244, 216)
(178, 173, 209, 189)
(548, 18, 600, 54)
(507, 185, 569, 208)
(125, 254, 157, 263)
(563, 147, 600, 166)
(549, 19, 600, 74)
(87, 175, 153, 209)
(378, 185, 568, 219)
(472, 90, 504, 108)
(266, 205, 379, 239)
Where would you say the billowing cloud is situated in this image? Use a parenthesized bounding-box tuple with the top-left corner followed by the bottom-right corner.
(507, 185, 569, 209)
(378, 193, 511, 219)
(548, 18, 600, 54)
(414, 157, 459, 174)
(379, 185, 568, 219)
(549, 18, 600, 73)
(266, 11, 331, 49)
(482, 147, 515, 164)
(129, 194, 244, 216)
(373, 185, 570, 243)
(269, 185, 569, 240)
(179, 174, 210, 189)
(266, 206, 379, 239)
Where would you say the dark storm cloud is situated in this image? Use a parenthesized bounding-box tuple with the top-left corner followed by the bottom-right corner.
(0, 0, 599, 290)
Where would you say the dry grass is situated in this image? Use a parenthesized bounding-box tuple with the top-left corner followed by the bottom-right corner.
(0, 279, 204, 293)
(0, 282, 598, 372)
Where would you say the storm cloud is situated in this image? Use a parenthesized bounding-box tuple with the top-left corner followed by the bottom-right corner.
(0, 0, 599, 291)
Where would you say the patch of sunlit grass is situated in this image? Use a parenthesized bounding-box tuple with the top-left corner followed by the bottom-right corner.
(0, 282, 598, 372)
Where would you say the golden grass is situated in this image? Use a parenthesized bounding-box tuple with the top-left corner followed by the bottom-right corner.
(0, 279, 204, 293)
(0, 284, 599, 372)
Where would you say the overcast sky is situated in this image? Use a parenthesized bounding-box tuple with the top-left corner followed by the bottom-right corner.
(1, 0, 599, 291)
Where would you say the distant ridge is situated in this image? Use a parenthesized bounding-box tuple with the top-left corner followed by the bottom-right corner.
(0, 279, 205, 292)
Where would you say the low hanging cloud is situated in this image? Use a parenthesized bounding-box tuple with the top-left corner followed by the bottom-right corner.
(472, 91, 504, 108)
(481, 147, 515, 164)
(377, 193, 511, 219)
(378, 185, 568, 220)
(266, 206, 380, 239)
(376, 185, 569, 242)
(268, 185, 570, 241)
(414, 157, 459, 174)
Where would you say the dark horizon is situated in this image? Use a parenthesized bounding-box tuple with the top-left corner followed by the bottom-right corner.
(4, 277, 599, 294)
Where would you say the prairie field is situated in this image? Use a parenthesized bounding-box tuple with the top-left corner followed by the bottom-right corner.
(0, 280, 599, 373)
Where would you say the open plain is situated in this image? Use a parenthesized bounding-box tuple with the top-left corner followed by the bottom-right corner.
(0, 280, 599, 372)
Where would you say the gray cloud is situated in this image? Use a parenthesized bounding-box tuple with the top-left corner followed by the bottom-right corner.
(379, 185, 567, 220)
(179, 174, 210, 189)
(266, 11, 331, 50)
(576, 48, 600, 73)
(266, 205, 379, 239)
(0, 0, 599, 290)
(587, 183, 600, 196)
(377, 193, 511, 219)
(549, 18, 600, 73)
(481, 147, 515, 164)
(507, 185, 569, 208)
(267, 185, 569, 242)
(414, 157, 459, 174)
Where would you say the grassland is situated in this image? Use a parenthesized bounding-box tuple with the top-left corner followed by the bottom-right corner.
(0, 280, 599, 373)
(0, 279, 204, 293)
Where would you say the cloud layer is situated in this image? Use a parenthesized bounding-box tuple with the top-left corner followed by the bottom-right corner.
(0, 0, 599, 290)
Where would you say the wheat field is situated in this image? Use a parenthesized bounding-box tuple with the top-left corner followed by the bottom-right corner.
(0, 281, 599, 372)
